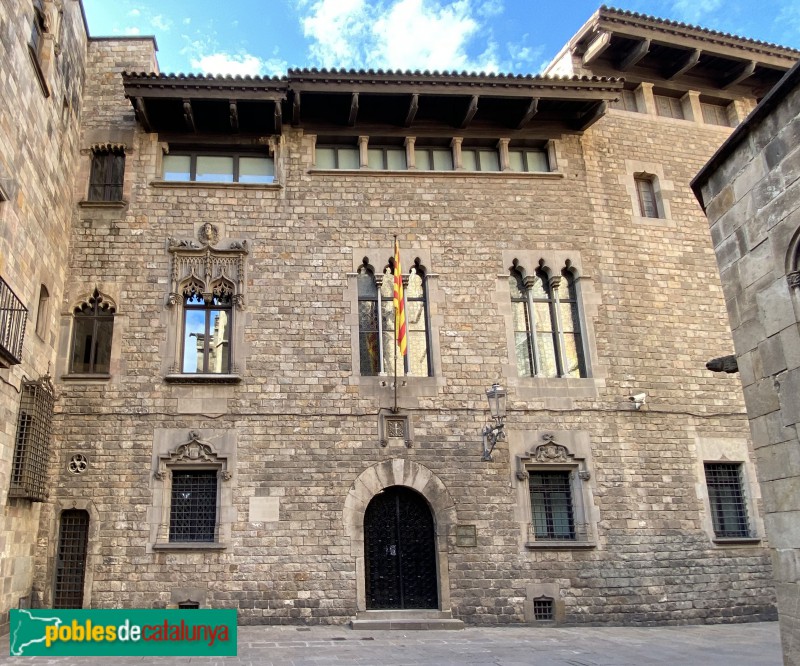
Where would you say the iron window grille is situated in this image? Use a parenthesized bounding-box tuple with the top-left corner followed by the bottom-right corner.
(169, 470, 219, 543)
(509, 261, 586, 379)
(357, 256, 431, 377)
(53, 510, 90, 609)
(9, 375, 55, 502)
(0, 275, 28, 366)
(88, 149, 125, 201)
(70, 288, 115, 374)
(533, 597, 555, 621)
(529, 470, 576, 540)
(704, 462, 752, 538)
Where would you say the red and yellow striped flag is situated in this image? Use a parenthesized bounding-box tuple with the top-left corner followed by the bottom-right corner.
(393, 239, 407, 357)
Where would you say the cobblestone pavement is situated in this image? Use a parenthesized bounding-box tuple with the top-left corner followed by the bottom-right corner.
(1, 621, 781, 665)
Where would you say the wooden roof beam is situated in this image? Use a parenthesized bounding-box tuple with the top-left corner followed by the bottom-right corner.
(617, 38, 650, 71)
(460, 95, 479, 129)
(292, 91, 301, 126)
(134, 97, 152, 132)
(582, 30, 611, 67)
(229, 100, 238, 130)
(516, 98, 538, 129)
(574, 100, 607, 130)
(404, 93, 419, 127)
(721, 60, 756, 89)
(274, 101, 282, 133)
(182, 99, 195, 132)
(664, 48, 701, 80)
(348, 92, 359, 126)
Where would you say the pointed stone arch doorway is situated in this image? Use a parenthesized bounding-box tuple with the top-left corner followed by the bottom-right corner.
(343, 459, 457, 613)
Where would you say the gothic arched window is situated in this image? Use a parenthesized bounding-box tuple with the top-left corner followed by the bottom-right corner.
(181, 279, 232, 374)
(70, 288, 115, 374)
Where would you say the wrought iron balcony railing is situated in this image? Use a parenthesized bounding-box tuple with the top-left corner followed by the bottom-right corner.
(0, 276, 27, 366)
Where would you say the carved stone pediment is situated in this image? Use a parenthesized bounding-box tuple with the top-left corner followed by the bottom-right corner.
(534, 443, 570, 463)
(516, 433, 585, 480)
(157, 431, 229, 479)
(167, 236, 249, 309)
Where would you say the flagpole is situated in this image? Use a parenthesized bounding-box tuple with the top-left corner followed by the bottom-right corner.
(393, 234, 398, 414)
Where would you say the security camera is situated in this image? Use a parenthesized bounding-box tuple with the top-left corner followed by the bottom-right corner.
(629, 393, 646, 403)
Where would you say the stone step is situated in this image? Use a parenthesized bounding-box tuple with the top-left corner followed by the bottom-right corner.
(350, 610, 464, 630)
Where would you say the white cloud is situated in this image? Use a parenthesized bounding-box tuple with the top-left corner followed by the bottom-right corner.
(183, 17, 191, 25)
(190, 52, 288, 77)
(127, 8, 141, 17)
(670, 0, 723, 25)
(150, 15, 172, 32)
(298, 0, 525, 72)
(124, 26, 141, 35)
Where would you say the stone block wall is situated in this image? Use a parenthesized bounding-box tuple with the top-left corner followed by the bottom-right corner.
(694, 67, 800, 664)
(31, 44, 778, 626)
(0, 0, 87, 630)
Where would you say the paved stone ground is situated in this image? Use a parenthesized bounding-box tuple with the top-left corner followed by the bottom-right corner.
(1, 621, 782, 665)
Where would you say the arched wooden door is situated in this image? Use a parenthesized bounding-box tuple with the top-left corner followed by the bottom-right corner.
(364, 486, 438, 609)
(53, 510, 89, 608)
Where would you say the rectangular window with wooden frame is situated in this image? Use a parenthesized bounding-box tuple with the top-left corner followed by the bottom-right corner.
(635, 176, 660, 218)
(701, 102, 732, 127)
(88, 149, 125, 201)
(162, 151, 274, 184)
(654, 94, 684, 120)
(610, 89, 638, 112)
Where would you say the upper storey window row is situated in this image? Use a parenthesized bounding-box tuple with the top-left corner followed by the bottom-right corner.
(314, 137, 552, 174)
(163, 152, 275, 184)
(609, 85, 736, 128)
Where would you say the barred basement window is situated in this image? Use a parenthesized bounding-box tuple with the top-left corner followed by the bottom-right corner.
(533, 597, 554, 621)
(53, 510, 90, 609)
(529, 470, 576, 540)
(704, 462, 752, 538)
(9, 375, 55, 502)
(88, 148, 125, 201)
(169, 470, 218, 543)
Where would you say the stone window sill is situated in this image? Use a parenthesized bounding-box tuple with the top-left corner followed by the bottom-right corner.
(712, 536, 761, 545)
(78, 200, 128, 208)
(61, 373, 112, 382)
(28, 44, 50, 98)
(150, 180, 282, 190)
(152, 542, 226, 551)
(165, 373, 241, 384)
(309, 168, 564, 179)
(525, 541, 596, 550)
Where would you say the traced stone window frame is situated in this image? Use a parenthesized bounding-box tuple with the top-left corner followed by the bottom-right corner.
(694, 437, 763, 546)
(514, 433, 597, 550)
(150, 430, 234, 551)
(622, 160, 674, 222)
(164, 230, 248, 384)
(87, 144, 126, 202)
(498, 251, 604, 400)
(28, 0, 51, 97)
(9, 375, 55, 502)
(347, 248, 444, 401)
(67, 288, 116, 377)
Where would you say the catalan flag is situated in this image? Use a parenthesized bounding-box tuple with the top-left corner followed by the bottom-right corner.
(393, 238, 407, 357)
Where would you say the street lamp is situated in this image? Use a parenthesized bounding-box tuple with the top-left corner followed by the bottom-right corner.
(481, 383, 507, 461)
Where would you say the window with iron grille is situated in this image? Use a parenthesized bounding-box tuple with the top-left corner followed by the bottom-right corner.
(70, 288, 115, 374)
(529, 470, 576, 540)
(9, 376, 55, 502)
(169, 470, 218, 542)
(88, 149, 125, 201)
(53, 510, 90, 609)
(704, 462, 751, 538)
(533, 597, 554, 621)
(635, 176, 660, 218)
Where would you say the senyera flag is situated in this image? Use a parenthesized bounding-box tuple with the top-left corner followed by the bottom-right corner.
(393, 239, 407, 357)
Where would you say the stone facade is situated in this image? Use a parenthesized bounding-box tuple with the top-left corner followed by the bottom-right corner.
(0, 2, 796, 634)
(693, 61, 800, 666)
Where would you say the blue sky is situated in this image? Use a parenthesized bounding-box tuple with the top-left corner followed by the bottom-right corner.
(82, 0, 800, 76)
